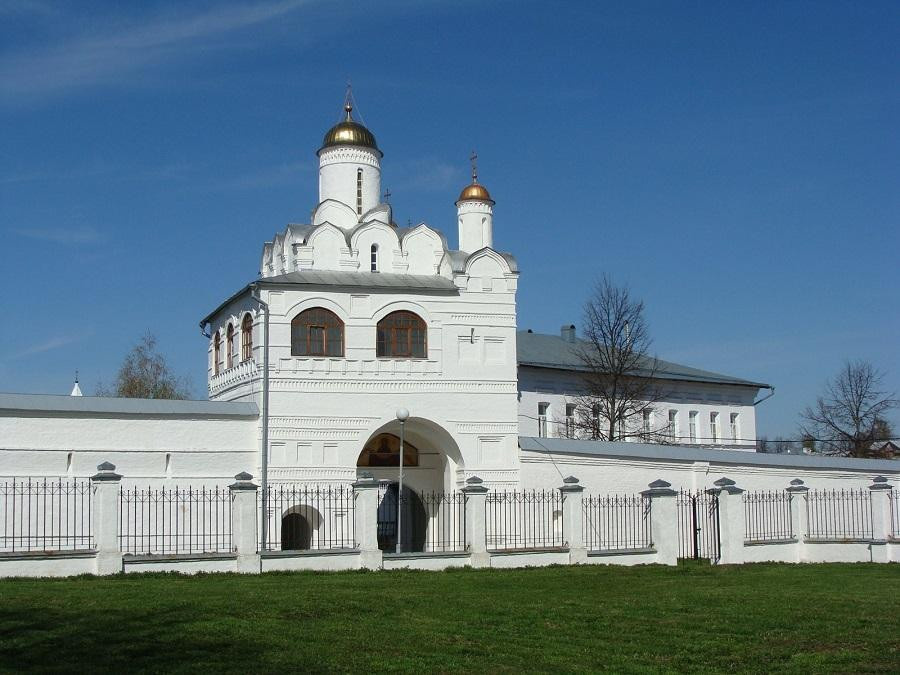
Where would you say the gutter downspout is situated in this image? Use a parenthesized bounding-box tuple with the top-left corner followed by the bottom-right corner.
(250, 284, 270, 553)
(753, 386, 775, 407)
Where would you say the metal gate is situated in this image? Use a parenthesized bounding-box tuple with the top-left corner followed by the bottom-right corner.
(677, 489, 720, 562)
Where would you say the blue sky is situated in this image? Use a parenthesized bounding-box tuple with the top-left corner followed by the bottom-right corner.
(1, 0, 897, 439)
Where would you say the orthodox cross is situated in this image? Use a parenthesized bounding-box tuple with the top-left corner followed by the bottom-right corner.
(470, 150, 478, 182)
(383, 188, 391, 203)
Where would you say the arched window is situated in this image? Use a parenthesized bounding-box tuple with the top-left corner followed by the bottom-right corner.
(213, 332, 221, 375)
(376, 311, 427, 358)
(241, 314, 253, 362)
(370, 243, 378, 273)
(291, 308, 344, 357)
(356, 169, 363, 215)
(225, 323, 234, 369)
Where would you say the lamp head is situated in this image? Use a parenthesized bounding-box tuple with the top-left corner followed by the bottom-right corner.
(395, 408, 410, 422)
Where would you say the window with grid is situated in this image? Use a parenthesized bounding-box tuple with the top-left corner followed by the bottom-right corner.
(710, 412, 719, 443)
(291, 308, 344, 357)
(642, 409, 651, 435)
(689, 411, 698, 443)
(376, 311, 427, 358)
(356, 169, 363, 215)
(225, 324, 234, 369)
(538, 402, 550, 438)
(730, 413, 739, 442)
(370, 244, 378, 273)
(565, 403, 576, 438)
(241, 314, 253, 362)
(668, 410, 678, 441)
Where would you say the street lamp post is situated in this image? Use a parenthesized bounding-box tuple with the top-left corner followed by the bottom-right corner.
(395, 408, 409, 554)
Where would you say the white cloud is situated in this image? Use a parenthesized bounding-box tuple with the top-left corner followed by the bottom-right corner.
(14, 335, 79, 358)
(0, 0, 312, 101)
(11, 226, 104, 244)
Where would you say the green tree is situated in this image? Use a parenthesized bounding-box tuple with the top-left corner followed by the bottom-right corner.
(96, 333, 192, 399)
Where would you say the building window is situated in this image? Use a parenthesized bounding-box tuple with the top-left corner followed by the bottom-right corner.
(689, 411, 698, 443)
(291, 308, 344, 357)
(376, 311, 427, 358)
(668, 410, 678, 442)
(241, 314, 253, 362)
(591, 404, 601, 439)
(618, 418, 626, 441)
(370, 243, 378, 273)
(356, 169, 363, 215)
(730, 413, 739, 443)
(710, 412, 720, 444)
(642, 410, 651, 437)
(225, 323, 234, 369)
(538, 402, 550, 438)
(565, 403, 576, 438)
(213, 332, 221, 376)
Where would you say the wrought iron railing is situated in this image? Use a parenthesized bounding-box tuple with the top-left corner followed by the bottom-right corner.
(377, 486, 466, 553)
(743, 490, 794, 542)
(805, 489, 873, 540)
(892, 490, 899, 538)
(261, 483, 355, 552)
(676, 489, 720, 562)
(485, 490, 564, 551)
(119, 485, 232, 555)
(583, 494, 652, 551)
(0, 477, 93, 552)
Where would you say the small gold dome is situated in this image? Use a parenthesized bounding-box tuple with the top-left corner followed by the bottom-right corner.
(318, 102, 379, 155)
(457, 181, 494, 204)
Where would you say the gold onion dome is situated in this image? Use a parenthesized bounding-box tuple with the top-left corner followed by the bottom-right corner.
(457, 181, 493, 204)
(318, 102, 379, 155)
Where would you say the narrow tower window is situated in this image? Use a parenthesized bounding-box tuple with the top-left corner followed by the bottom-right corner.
(356, 169, 363, 215)
(241, 313, 253, 362)
(213, 332, 221, 375)
(226, 323, 234, 369)
(370, 244, 378, 273)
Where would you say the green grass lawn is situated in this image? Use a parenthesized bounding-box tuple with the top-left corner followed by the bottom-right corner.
(1, 563, 898, 673)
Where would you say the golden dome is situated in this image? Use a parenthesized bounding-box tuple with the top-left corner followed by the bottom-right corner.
(318, 102, 379, 155)
(457, 182, 494, 204)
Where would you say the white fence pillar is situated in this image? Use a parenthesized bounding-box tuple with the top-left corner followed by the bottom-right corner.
(353, 473, 383, 570)
(91, 461, 123, 575)
(786, 478, 809, 562)
(709, 477, 744, 565)
(640, 479, 678, 566)
(559, 476, 586, 564)
(462, 476, 490, 568)
(869, 476, 892, 563)
(230, 472, 260, 573)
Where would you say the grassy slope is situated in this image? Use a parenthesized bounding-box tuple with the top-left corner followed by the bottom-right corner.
(0, 563, 898, 673)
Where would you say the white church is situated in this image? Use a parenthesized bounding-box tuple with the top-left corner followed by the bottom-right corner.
(7, 97, 879, 497)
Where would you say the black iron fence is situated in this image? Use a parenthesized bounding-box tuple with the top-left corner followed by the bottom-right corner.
(262, 483, 355, 551)
(485, 489, 564, 551)
(677, 489, 720, 562)
(892, 490, 899, 538)
(743, 491, 794, 542)
(582, 494, 652, 551)
(0, 477, 93, 552)
(119, 485, 232, 555)
(805, 489, 873, 541)
(377, 485, 466, 553)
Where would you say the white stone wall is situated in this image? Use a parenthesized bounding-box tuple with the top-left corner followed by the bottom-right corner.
(519, 446, 899, 495)
(0, 412, 256, 484)
(318, 146, 381, 223)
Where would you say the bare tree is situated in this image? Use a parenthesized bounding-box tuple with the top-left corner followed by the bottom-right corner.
(96, 332, 192, 400)
(800, 360, 897, 458)
(570, 276, 668, 442)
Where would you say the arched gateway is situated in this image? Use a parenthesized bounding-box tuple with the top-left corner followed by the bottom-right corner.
(356, 418, 464, 552)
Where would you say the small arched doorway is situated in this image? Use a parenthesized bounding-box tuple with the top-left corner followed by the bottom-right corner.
(281, 513, 311, 550)
(376, 482, 427, 553)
